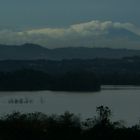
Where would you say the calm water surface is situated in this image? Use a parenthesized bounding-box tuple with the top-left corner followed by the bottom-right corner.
(0, 85, 140, 126)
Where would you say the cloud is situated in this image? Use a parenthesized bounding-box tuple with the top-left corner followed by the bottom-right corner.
(0, 20, 140, 48)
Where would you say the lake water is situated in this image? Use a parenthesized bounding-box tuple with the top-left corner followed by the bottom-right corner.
(0, 85, 140, 126)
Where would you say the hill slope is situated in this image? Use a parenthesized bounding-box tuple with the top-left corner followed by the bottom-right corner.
(1, 43, 140, 60)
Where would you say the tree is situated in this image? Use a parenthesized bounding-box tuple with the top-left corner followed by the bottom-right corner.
(95, 106, 112, 129)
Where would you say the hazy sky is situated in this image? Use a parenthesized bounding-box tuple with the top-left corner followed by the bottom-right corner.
(0, 0, 140, 48)
(0, 0, 139, 29)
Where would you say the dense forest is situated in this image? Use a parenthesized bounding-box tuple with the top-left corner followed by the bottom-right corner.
(0, 106, 139, 140)
(0, 56, 140, 91)
(0, 69, 100, 91)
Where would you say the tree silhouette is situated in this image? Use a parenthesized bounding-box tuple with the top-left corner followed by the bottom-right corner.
(96, 106, 112, 126)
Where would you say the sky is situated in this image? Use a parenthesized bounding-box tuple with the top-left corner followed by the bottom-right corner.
(0, 0, 140, 48)
(0, 0, 139, 29)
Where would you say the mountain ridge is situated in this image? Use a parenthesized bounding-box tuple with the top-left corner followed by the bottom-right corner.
(1, 43, 140, 60)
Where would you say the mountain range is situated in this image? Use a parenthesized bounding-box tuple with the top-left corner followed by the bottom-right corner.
(0, 43, 140, 60)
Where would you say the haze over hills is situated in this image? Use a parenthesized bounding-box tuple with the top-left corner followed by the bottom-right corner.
(1, 20, 140, 49)
(1, 43, 140, 60)
(0, 20, 140, 60)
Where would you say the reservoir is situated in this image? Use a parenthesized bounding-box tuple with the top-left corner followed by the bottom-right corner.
(0, 85, 140, 126)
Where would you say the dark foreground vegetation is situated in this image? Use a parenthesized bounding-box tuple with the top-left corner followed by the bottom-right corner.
(0, 106, 140, 140)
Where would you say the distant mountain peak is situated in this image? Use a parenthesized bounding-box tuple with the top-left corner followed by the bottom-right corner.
(106, 27, 140, 41)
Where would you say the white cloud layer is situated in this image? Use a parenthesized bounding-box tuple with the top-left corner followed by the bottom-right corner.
(0, 20, 140, 48)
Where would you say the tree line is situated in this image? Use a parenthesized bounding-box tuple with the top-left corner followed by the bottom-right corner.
(0, 106, 139, 140)
(1, 57, 140, 86)
(0, 69, 100, 91)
